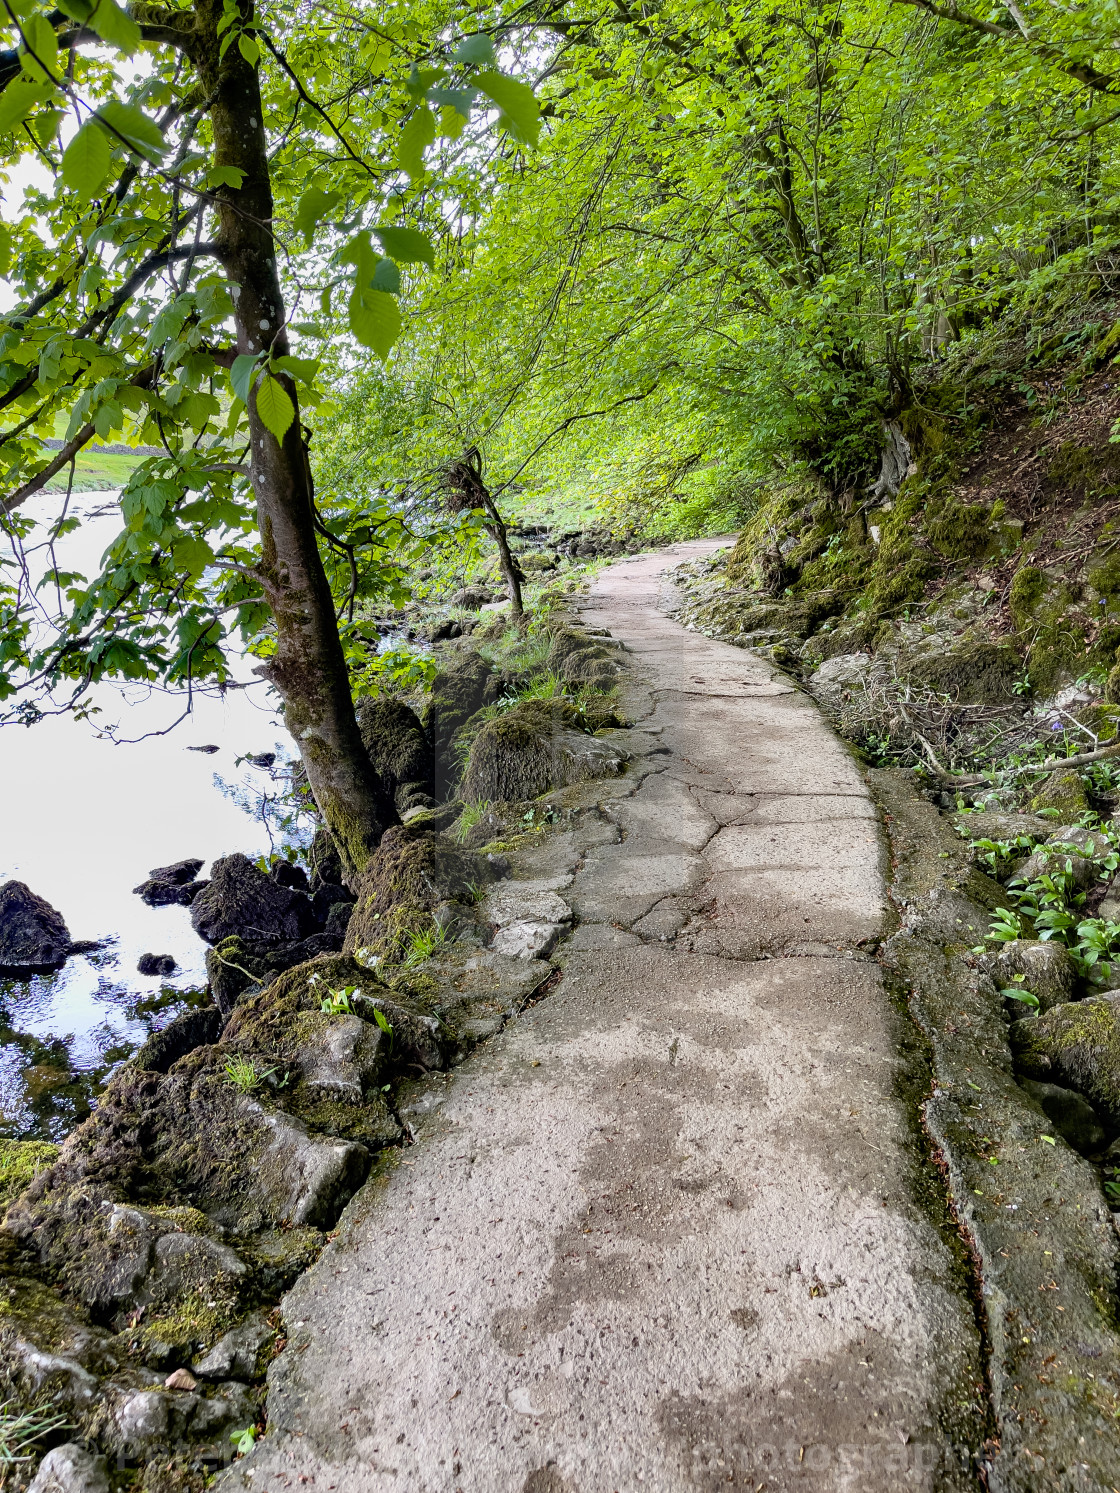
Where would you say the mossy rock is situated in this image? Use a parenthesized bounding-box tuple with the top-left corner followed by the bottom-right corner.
(423, 653, 502, 798)
(1009, 565, 1047, 626)
(1030, 768, 1088, 819)
(457, 699, 623, 806)
(356, 696, 434, 810)
(906, 640, 1022, 704)
(1011, 995, 1120, 1129)
(1043, 441, 1120, 501)
(128, 1291, 233, 1369)
(343, 823, 499, 962)
(864, 556, 935, 617)
(923, 497, 993, 561)
(546, 627, 625, 686)
(0, 1139, 58, 1212)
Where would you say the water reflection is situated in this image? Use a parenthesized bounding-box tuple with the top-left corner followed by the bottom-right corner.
(1, 491, 312, 1138)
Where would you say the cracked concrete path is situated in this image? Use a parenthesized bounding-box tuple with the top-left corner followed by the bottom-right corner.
(223, 540, 987, 1493)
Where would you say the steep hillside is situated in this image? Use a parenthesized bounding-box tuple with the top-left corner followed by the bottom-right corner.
(673, 311, 1120, 810)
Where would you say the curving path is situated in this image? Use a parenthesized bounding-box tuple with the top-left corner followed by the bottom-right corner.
(222, 539, 984, 1493)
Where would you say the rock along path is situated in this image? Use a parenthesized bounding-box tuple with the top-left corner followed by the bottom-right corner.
(224, 539, 987, 1493)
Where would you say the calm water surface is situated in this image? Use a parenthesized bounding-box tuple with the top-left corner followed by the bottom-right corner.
(1, 492, 308, 1138)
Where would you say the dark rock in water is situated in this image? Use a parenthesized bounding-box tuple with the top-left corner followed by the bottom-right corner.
(270, 860, 309, 892)
(190, 854, 317, 948)
(132, 1007, 223, 1073)
(1020, 1079, 1108, 1153)
(0, 880, 71, 972)
(147, 858, 203, 886)
(134, 859, 207, 908)
(423, 652, 501, 798)
(357, 695, 435, 813)
(134, 876, 208, 907)
(137, 953, 178, 977)
(343, 822, 502, 961)
(247, 751, 277, 768)
(459, 699, 627, 804)
(186, 744, 219, 754)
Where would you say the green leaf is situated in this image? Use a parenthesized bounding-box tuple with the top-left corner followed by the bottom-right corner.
(348, 283, 401, 360)
(374, 226, 434, 268)
(439, 104, 466, 141)
(294, 184, 343, 246)
(371, 258, 400, 293)
(454, 33, 496, 66)
(61, 121, 111, 201)
(397, 107, 435, 182)
(230, 353, 260, 405)
(98, 100, 166, 161)
(88, 0, 141, 53)
(475, 70, 539, 146)
(206, 164, 246, 189)
(0, 75, 45, 137)
(237, 31, 260, 64)
(271, 354, 320, 384)
(255, 374, 295, 444)
(20, 14, 59, 82)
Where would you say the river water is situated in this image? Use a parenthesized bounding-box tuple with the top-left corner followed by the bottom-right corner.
(1, 492, 310, 1140)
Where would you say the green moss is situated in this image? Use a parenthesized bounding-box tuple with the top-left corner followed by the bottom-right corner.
(1044, 441, 1119, 501)
(342, 823, 497, 961)
(0, 1141, 58, 1212)
(863, 556, 935, 616)
(1089, 552, 1120, 603)
(1010, 565, 1046, 625)
(1029, 768, 1088, 819)
(129, 1291, 232, 1365)
(1107, 664, 1120, 705)
(923, 496, 993, 561)
(1026, 616, 1087, 696)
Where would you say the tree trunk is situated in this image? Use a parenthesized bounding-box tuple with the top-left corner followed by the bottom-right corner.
(197, 0, 397, 880)
(443, 448, 524, 617)
(479, 493, 524, 619)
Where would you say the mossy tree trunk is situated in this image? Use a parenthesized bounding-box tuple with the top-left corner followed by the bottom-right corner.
(196, 0, 397, 879)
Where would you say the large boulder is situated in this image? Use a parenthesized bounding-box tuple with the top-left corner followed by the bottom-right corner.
(0, 880, 70, 971)
(1012, 994, 1120, 1129)
(343, 822, 502, 962)
(357, 696, 435, 811)
(459, 700, 627, 804)
(423, 652, 501, 797)
(190, 854, 316, 948)
(547, 627, 625, 686)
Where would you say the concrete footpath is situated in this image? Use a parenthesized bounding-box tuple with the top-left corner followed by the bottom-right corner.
(222, 539, 987, 1492)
